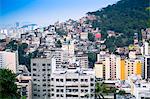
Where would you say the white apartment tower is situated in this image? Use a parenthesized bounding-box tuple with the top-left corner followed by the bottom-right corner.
(31, 57, 56, 99)
(50, 68, 95, 99)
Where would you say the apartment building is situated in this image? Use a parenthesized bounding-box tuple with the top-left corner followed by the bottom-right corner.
(95, 54, 142, 80)
(117, 75, 150, 99)
(16, 74, 32, 99)
(144, 55, 150, 79)
(76, 54, 88, 68)
(105, 54, 120, 80)
(44, 48, 62, 68)
(62, 41, 75, 63)
(50, 67, 95, 99)
(0, 51, 17, 73)
(94, 62, 104, 78)
(31, 57, 56, 99)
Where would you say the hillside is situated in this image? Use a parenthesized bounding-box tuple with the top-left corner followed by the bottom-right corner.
(87, 0, 150, 52)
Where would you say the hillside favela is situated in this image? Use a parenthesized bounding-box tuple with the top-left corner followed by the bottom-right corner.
(0, 0, 150, 99)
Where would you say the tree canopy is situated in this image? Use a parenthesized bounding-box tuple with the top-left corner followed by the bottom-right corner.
(88, 52, 97, 68)
(88, 33, 95, 42)
(0, 69, 20, 99)
(55, 40, 62, 48)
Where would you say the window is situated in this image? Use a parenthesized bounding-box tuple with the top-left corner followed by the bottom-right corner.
(48, 94, 50, 97)
(61, 94, 63, 97)
(33, 68, 36, 71)
(42, 69, 45, 71)
(90, 83, 94, 86)
(81, 89, 84, 92)
(91, 78, 94, 81)
(47, 64, 51, 66)
(60, 79, 63, 82)
(66, 79, 71, 81)
(51, 94, 54, 96)
(51, 78, 54, 81)
(51, 88, 54, 91)
(33, 63, 36, 66)
(34, 94, 37, 96)
(56, 89, 59, 92)
(85, 89, 88, 92)
(42, 64, 46, 66)
(73, 79, 78, 82)
(56, 79, 59, 82)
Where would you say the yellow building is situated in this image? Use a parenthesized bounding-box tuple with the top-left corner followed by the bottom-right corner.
(96, 54, 142, 80)
(120, 59, 126, 80)
(94, 62, 104, 78)
(119, 59, 142, 80)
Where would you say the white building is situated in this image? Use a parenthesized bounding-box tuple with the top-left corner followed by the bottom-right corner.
(144, 55, 150, 79)
(0, 51, 17, 73)
(31, 57, 56, 99)
(50, 67, 95, 99)
(116, 75, 150, 99)
(76, 54, 88, 68)
(16, 74, 32, 99)
(43, 48, 62, 68)
(141, 42, 149, 55)
(62, 41, 75, 63)
(134, 82, 150, 99)
(80, 32, 88, 40)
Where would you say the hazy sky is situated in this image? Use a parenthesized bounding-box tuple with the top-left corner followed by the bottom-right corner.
(0, 0, 119, 26)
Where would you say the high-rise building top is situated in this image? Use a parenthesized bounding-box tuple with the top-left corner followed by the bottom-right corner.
(0, 51, 17, 73)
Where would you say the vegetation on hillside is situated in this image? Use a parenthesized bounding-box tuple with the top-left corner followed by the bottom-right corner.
(88, 33, 95, 42)
(87, 0, 149, 52)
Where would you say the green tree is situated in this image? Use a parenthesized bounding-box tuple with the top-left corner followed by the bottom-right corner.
(18, 43, 30, 70)
(5, 40, 18, 51)
(117, 90, 126, 95)
(95, 82, 118, 99)
(56, 28, 67, 36)
(95, 82, 105, 99)
(55, 40, 62, 48)
(0, 69, 20, 99)
(88, 52, 97, 67)
(88, 33, 95, 42)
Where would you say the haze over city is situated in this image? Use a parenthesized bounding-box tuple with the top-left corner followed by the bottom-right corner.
(0, 0, 118, 27)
